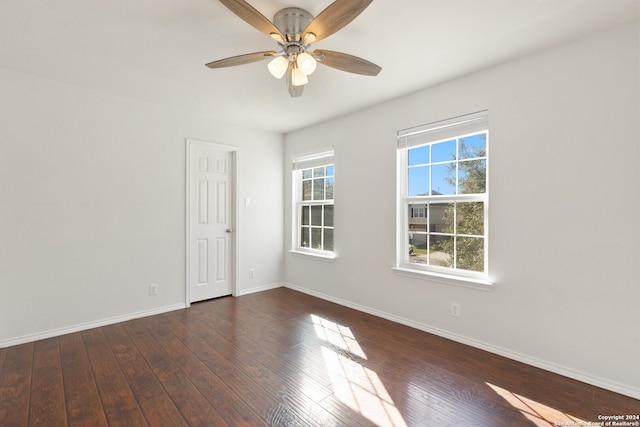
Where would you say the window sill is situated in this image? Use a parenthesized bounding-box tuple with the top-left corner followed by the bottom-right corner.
(288, 250, 337, 262)
(392, 267, 493, 291)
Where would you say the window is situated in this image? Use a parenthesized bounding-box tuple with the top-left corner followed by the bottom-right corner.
(292, 149, 335, 257)
(397, 111, 488, 281)
(411, 206, 426, 218)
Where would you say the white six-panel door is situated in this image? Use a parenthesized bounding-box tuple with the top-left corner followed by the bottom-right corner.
(188, 141, 234, 303)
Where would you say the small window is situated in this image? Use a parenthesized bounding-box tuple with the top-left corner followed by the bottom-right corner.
(292, 149, 335, 257)
(397, 111, 488, 280)
(411, 206, 426, 218)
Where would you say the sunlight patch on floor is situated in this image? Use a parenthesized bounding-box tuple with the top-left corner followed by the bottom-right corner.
(312, 314, 407, 427)
(311, 314, 367, 359)
(487, 383, 589, 426)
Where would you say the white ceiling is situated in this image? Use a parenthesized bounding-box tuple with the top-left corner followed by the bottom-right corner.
(0, 0, 637, 133)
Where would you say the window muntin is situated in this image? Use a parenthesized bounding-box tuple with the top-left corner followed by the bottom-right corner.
(294, 159, 334, 256)
(398, 112, 488, 279)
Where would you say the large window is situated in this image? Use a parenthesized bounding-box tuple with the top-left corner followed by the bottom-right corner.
(292, 150, 335, 257)
(397, 111, 488, 280)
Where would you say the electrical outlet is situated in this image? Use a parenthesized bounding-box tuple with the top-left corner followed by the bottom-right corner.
(149, 283, 158, 296)
(450, 302, 461, 317)
(249, 268, 255, 278)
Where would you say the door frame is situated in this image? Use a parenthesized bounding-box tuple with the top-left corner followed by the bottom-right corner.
(185, 138, 239, 306)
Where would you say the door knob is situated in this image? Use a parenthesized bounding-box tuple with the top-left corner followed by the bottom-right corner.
(226, 228, 233, 233)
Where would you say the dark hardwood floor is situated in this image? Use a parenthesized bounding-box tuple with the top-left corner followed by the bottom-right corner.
(1, 288, 638, 426)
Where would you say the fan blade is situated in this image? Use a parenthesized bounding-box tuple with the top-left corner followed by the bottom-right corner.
(303, 0, 373, 43)
(314, 49, 381, 76)
(218, 0, 285, 41)
(205, 51, 277, 68)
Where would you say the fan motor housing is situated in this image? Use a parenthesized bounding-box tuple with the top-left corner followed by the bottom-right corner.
(273, 7, 313, 42)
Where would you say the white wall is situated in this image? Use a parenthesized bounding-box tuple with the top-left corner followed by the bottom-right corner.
(283, 21, 640, 398)
(0, 68, 283, 346)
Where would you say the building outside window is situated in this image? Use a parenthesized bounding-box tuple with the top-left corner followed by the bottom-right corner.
(397, 111, 488, 280)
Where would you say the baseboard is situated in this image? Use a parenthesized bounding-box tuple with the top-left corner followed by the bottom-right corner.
(0, 303, 187, 348)
(235, 282, 283, 297)
(283, 282, 640, 400)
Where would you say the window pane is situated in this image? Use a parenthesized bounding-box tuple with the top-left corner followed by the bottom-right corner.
(432, 139, 456, 162)
(408, 145, 429, 166)
(313, 178, 324, 200)
(313, 167, 325, 178)
(456, 237, 484, 272)
(301, 205, 310, 226)
(325, 177, 334, 200)
(302, 180, 312, 201)
(431, 163, 456, 195)
(408, 233, 427, 264)
(430, 202, 454, 233)
(457, 202, 484, 235)
(324, 229, 334, 252)
(409, 232, 427, 250)
(326, 165, 334, 177)
(311, 228, 322, 249)
(430, 235, 453, 268)
(408, 203, 428, 232)
(302, 169, 312, 179)
(408, 166, 430, 196)
(311, 205, 322, 226)
(458, 159, 486, 194)
(301, 227, 309, 248)
(459, 133, 486, 160)
(324, 205, 334, 227)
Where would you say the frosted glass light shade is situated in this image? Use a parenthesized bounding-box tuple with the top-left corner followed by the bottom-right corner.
(303, 32, 317, 44)
(269, 32, 284, 43)
(291, 66, 309, 86)
(268, 56, 288, 79)
(297, 52, 317, 75)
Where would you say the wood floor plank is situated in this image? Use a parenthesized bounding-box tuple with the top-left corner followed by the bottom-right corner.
(174, 308, 329, 392)
(288, 333, 484, 425)
(0, 347, 6, 374)
(59, 333, 108, 427)
(121, 320, 229, 427)
(180, 317, 342, 426)
(143, 317, 245, 408)
(142, 317, 267, 426)
(0, 343, 33, 427)
(81, 328, 148, 427)
(1, 288, 638, 427)
(163, 311, 304, 424)
(214, 402, 269, 427)
(167, 309, 340, 426)
(317, 394, 384, 427)
(29, 338, 67, 426)
(101, 324, 188, 427)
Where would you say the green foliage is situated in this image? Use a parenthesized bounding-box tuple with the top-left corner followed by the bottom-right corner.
(434, 140, 486, 272)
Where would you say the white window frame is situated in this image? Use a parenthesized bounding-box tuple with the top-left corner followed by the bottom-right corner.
(395, 111, 491, 286)
(290, 149, 335, 260)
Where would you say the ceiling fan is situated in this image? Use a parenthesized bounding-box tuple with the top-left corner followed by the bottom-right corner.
(206, 0, 382, 97)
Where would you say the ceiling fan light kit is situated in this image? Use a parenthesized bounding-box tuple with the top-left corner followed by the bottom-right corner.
(207, 0, 382, 97)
